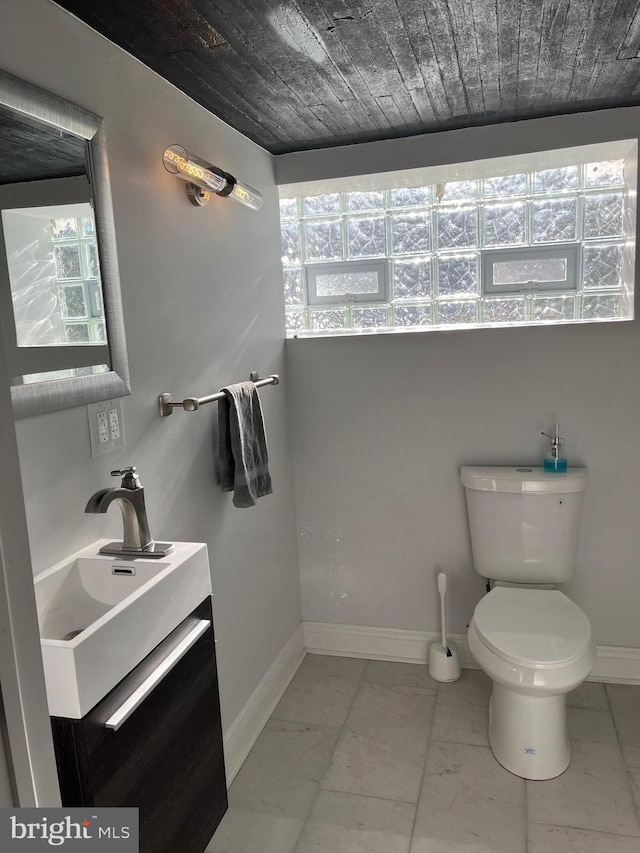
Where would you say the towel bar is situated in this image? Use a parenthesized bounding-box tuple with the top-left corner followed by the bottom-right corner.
(159, 373, 279, 417)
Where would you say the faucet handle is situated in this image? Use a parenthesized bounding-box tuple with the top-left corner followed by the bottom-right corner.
(111, 466, 141, 489)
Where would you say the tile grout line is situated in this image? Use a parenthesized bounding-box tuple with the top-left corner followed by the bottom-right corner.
(524, 777, 530, 853)
(406, 675, 440, 852)
(291, 659, 368, 853)
(605, 682, 640, 834)
(523, 679, 529, 850)
(527, 818, 640, 839)
(312, 785, 422, 807)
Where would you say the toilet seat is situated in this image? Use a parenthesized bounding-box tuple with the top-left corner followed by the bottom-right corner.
(474, 587, 591, 668)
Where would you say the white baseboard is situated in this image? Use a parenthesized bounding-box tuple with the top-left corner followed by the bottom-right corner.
(589, 645, 640, 684)
(303, 621, 640, 685)
(223, 623, 306, 784)
(303, 621, 477, 668)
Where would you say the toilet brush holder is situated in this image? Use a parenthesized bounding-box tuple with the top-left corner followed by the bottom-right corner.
(429, 572, 461, 682)
(429, 641, 461, 682)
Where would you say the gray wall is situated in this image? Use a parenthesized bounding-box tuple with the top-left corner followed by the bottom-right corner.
(0, 699, 15, 806)
(280, 115, 640, 649)
(1, 0, 301, 731)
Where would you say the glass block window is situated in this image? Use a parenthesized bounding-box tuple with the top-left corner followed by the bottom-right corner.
(347, 217, 386, 257)
(310, 308, 347, 331)
(438, 255, 478, 296)
(51, 216, 105, 345)
(483, 202, 526, 246)
(352, 306, 388, 328)
(532, 198, 578, 243)
(305, 220, 341, 261)
(437, 206, 477, 249)
(391, 213, 431, 255)
(279, 150, 634, 337)
(303, 194, 340, 217)
(283, 269, 304, 306)
(393, 258, 432, 300)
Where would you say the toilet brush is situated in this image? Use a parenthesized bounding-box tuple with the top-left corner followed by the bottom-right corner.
(429, 572, 461, 682)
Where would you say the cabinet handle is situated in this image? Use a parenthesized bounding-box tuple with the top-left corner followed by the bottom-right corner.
(104, 619, 211, 731)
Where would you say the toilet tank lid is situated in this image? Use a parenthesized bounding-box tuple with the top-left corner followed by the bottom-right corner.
(460, 466, 587, 494)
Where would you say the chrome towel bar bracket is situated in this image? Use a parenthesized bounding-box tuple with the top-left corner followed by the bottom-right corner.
(159, 373, 279, 417)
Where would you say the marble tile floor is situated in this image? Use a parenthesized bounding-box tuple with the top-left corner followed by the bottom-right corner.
(207, 655, 640, 853)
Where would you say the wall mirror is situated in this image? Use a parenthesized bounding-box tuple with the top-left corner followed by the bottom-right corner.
(0, 69, 129, 418)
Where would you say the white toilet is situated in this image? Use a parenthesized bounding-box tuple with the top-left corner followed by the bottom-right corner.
(461, 466, 595, 780)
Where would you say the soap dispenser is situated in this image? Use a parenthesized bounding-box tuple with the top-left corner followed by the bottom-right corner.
(541, 424, 567, 472)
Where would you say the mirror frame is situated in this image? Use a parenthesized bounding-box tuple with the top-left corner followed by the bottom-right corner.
(0, 69, 130, 418)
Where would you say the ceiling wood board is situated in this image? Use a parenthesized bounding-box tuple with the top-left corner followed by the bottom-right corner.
(0, 108, 87, 184)
(54, 0, 640, 154)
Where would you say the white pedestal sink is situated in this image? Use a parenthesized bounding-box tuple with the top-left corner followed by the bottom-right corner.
(34, 539, 211, 718)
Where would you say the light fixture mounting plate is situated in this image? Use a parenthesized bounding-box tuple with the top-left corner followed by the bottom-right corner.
(186, 183, 210, 206)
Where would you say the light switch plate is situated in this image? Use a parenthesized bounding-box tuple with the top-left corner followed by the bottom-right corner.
(88, 399, 125, 457)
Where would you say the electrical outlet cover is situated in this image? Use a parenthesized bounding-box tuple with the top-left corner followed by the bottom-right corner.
(97, 411, 109, 443)
(88, 399, 125, 457)
(108, 407, 120, 440)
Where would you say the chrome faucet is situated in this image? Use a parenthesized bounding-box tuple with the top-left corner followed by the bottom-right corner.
(85, 467, 172, 558)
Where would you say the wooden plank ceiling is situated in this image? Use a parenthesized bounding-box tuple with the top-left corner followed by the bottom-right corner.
(0, 107, 87, 184)
(54, 0, 640, 154)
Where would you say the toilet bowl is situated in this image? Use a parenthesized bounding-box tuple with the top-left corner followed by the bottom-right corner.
(460, 466, 594, 780)
(468, 586, 594, 779)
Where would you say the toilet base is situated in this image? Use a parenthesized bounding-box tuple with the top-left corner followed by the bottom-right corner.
(489, 684, 570, 780)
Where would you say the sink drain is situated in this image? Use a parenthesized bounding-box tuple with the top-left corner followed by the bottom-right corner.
(61, 628, 85, 641)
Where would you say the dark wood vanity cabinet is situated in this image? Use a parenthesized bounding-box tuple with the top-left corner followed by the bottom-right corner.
(51, 598, 228, 853)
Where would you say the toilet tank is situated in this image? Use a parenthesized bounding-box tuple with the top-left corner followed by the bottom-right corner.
(460, 466, 587, 583)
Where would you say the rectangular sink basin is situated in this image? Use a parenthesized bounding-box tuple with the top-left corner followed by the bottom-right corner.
(34, 539, 211, 718)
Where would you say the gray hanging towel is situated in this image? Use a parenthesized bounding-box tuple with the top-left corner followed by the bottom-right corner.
(217, 381, 272, 507)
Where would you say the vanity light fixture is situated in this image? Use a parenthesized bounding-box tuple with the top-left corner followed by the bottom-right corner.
(162, 144, 263, 211)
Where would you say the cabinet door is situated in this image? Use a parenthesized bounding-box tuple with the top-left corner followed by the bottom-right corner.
(52, 599, 227, 853)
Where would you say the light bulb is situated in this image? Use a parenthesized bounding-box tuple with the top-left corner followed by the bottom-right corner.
(229, 179, 263, 211)
(162, 144, 226, 194)
(163, 144, 263, 211)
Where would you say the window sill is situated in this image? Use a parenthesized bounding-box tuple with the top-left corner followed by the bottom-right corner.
(286, 314, 633, 340)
